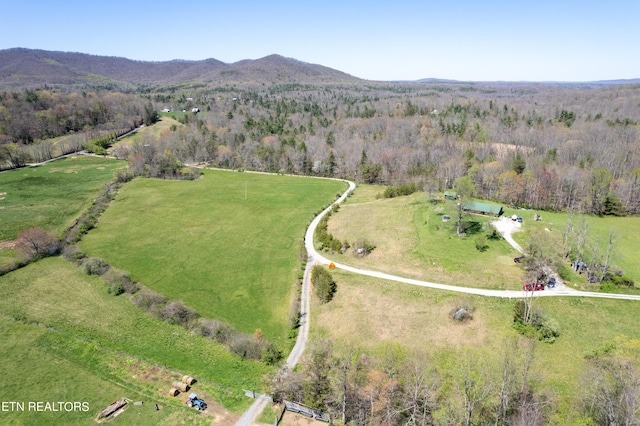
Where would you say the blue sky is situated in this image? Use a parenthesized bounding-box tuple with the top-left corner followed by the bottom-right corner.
(2, 0, 638, 82)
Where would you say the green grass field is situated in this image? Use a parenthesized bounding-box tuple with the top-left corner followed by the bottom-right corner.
(329, 187, 523, 289)
(80, 170, 346, 345)
(0, 155, 125, 241)
(0, 257, 270, 423)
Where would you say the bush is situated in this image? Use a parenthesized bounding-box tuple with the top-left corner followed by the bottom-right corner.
(474, 235, 489, 251)
(197, 318, 234, 344)
(537, 316, 560, 343)
(62, 245, 86, 264)
(449, 301, 474, 322)
(102, 268, 139, 295)
(159, 300, 198, 327)
(228, 334, 264, 360)
(382, 183, 418, 198)
(132, 290, 167, 311)
(513, 300, 560, 343)
(106, 281, 124, 296)
(353, 239, 375, 257)
(115, 168, 135, 183)
(83, 257, 109, 276)
(261, 343, 283, 365)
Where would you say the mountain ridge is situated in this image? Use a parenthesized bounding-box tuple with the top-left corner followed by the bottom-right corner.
(0, 48, 360, 90)
(1, 48, 638, 90)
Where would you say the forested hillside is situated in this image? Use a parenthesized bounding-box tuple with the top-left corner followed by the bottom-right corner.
(135, 81, 640, 214)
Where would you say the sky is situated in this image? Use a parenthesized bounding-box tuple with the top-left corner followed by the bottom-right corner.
(2, 0, 639, 82)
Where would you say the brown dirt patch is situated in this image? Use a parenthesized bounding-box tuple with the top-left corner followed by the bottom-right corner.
(280, 411, 327, 426)
(0, 240, 15, 250)
(114, 359, 239, 425)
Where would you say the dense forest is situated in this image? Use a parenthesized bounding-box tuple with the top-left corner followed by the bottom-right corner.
(140, 82, 639, 215)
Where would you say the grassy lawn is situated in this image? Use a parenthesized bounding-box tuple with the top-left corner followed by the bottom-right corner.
(328, 188, 523, 289)
(0, 155, 124, 241)
(80, 170, 346, 345)
(312, 268, 640, 421)
(0, 257, 270, 418)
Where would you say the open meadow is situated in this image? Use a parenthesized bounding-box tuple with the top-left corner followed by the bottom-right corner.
(0, 155, 125, 241)
(80, 170, 347, 346)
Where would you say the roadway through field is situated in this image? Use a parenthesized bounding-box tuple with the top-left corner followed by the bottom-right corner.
(235, 177, 640, 426)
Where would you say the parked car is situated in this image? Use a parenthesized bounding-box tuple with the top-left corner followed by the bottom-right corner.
(547, 277, 557, 288)
(523, 282, 545, 291)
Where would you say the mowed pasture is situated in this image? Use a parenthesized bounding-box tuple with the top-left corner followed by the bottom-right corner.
(312, 269, 640, 421)
(328, 187, 523, 290)
(0, 155, 125, 241)
(0, 257, 269, 421)
(80, 170, 346, 344)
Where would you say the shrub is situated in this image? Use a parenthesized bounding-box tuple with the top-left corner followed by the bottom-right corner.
(228, 334, 264, 360)
(115, 168, 135, 183)
(160, 300, 198, 327)
(83, 257, 109, 276)
(382, 183, 418, 198)
(474, 235, 489, 251)
(537, 316, 560, 343)
(132, 290, 167, 311)
(449, 301, 474, 322)
(106, 281, 124, 296)
(102, 268, 139, 295)
(261, 342, 283, 365)
(197, 318, 233, 344)
(62, 245, 86, 264)
(353, 239, 375, 257)
(513, 300, 560, 343)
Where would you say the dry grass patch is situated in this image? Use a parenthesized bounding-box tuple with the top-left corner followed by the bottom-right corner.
(313, 270, 506, 355)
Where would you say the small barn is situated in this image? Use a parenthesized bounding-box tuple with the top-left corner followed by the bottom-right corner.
(462, 201, 504, 217)
(444, 191, 458, 200)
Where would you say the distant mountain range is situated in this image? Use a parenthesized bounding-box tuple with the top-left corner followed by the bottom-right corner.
(1, 48, 638, 91)
(0, 48, 360, 90)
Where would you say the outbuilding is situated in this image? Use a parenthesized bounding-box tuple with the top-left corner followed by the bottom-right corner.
(444, 190, 458, 200)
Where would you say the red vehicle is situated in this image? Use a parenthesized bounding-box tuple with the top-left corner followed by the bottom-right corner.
(523, 282, 545, 291)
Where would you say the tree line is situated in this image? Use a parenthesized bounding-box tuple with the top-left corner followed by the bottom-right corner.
(136, 81, 640, 215)
(271, 336, 639, 425)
